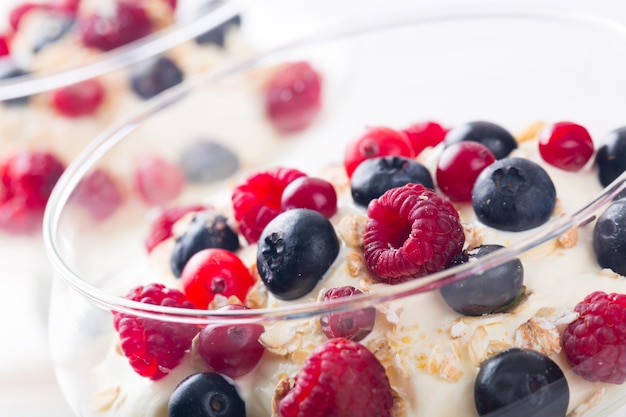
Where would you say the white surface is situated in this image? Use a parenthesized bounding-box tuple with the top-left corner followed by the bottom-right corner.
(2, 1, 626, 417)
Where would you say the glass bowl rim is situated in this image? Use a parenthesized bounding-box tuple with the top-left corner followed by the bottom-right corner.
(0, 0, 244, 101)
(42, 3, 626, 324)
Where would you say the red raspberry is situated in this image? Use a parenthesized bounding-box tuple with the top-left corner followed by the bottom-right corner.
(231, 167, 306, 243)
(72, 168, 123, 221)
(113, 283, 199, 380)
(134, 154, 185, 206)
(265, 61, 322, 134)
(278, 338, 393, 417)
(402, 120, 448, 157)
(363, 183, 464, 283)
(0, 151, 65, 234)
(144, 204, 207, 252)
(562, 291, 626, 384)
(50, 79, 106, 118)
(79, 2, 152, 51)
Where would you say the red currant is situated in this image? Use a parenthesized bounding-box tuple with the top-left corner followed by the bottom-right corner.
(343, 126, 414, 178)
(320, 286, 376, 342)
(402, 121, 448, 157)
(197, 304, 265, 378)
(50, 79, 105, 118)
(265, 61, 322, 134)
(436, 141, 495, 202)
(135, 154, 184, 206)
(538, 121, 594, 172)
(280, 176, 337, 218)
(181, 248, 255, 309)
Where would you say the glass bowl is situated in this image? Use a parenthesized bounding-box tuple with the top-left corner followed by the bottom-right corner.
(44, 4, 626, 417)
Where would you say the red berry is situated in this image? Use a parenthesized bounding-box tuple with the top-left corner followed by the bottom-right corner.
(181, 248, 255, 309)
(363, 183, 464, 283)
(113, 283, 199, 380)
(50, 79, 105, 118)
(144, 204, 206, 253)
(9, 2, 41, 31)
(0, 34, 10, 57)
(2, 150, 65, 209)
(278, 338, 393, 417)
(436, 141, 496, 202)
(281, 176, 337, 218)
(265, 61, 322, 133)
(72, 168, 123, 220)
(0, 196, 44, 234)
(79, 2, 152, 51)
(320, 286, 376, 342)
(562, 291, 626, 384)
(402, 120, 448, 156)
(538, 121, 594, 172)
(343, 126, 414, 178)
(231, 167, 306, 243)
(197, 304, 265, 378)
(135, 154, 185, 206)
(49, 0, 81, 15)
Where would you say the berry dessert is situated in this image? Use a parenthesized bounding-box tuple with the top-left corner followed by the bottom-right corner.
(67, 115, 626, 417)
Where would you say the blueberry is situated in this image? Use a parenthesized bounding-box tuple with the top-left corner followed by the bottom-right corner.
(595, 127, 626, 187)
(171, 210, 240, 277)
(168, 372, 245, 417)
(130, 56, 183, 100)
(593, 198, 626, 275)
(472, 157, 556, 231)
(350, 156, 434, 207)
(474, 348, 569, 417)
(195, 13, 242, 47)
(179, 140, 239, 183)
(440, 244, 524, 316)
(257, 208, 339, 300)
(445, 121, 518, 160)
(0, 63, 30, 106)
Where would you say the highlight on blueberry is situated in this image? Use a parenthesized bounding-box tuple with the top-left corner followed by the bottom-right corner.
(444, 120, 518, 160)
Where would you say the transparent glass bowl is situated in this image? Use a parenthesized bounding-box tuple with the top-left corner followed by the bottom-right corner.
(44, 4, 626, 417)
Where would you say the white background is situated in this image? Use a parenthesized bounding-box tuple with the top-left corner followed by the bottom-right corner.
(1, 1, 626, 417)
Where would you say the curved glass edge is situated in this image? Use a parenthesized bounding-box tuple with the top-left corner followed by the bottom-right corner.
(43, 3, 626, 325)
(0, 0, 244, 101)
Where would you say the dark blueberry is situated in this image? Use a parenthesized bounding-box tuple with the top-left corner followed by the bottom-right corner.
(168, 372, 245, 417)
(440, 244, 524, 316)
(593, 198, 626, 275)
(445, 121, 518, 159)
(179, 140, 239, 183)
(472, 157, 556, 231)
(195, 11, 241, 47)
(171, 210, 240, 277)
(474, 348, 569, 417)
(32, 13, 75, 53)
(350, 156, 434, 207)
(130, 56, 183, 100)
(0, 63, 30, 106)
(595, 126, 626, 187)
(257, 208, 339, 300)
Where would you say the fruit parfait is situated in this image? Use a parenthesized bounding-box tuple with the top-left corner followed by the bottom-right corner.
(44, 5, 626, 417)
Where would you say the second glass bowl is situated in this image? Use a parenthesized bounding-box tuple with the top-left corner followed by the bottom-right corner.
(45, 5, 626, 417)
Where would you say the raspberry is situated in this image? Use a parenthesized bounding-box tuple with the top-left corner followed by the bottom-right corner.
(363, 183, 464, 283)
(50, 78, 106, 118)
(562, 291, 626, 384)
(0, 151, 65, 234)
(265, 61, 322, 133)
(278, 338, 393, 417)
(144, 204, 207, 252)
(231, 167, 306, 243)
(72, 168, 123, 221)
(134, 154, 185, 206)
(113, 283, 199, 380)
(79, 2, 152, 51)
